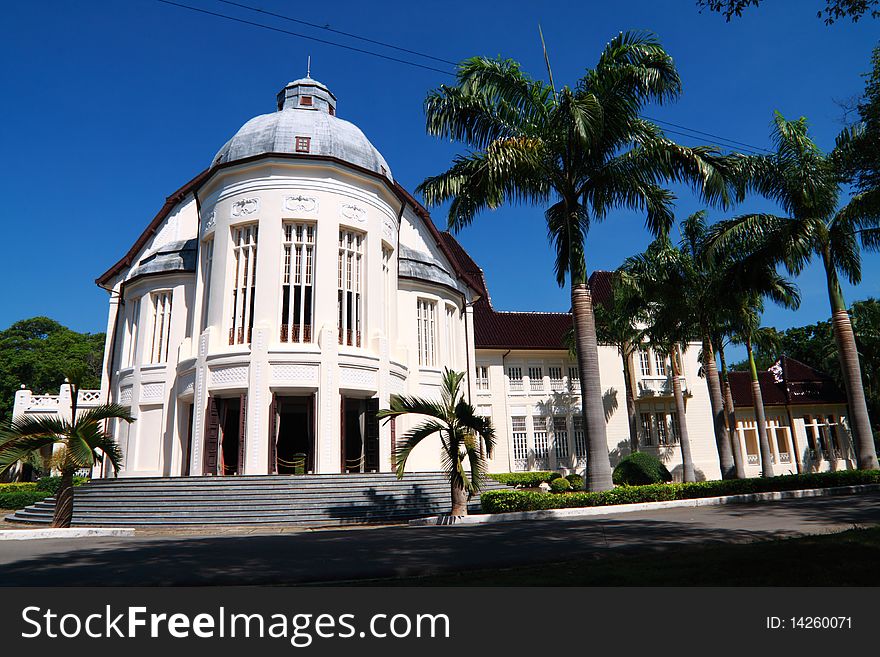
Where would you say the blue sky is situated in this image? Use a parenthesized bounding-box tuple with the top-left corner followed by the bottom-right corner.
(2, 0, 878, 362)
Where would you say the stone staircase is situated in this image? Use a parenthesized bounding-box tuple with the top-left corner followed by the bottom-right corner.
(4, 473, 509, 526)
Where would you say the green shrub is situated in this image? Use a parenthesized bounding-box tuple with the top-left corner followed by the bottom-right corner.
(488, 472, 557, 488)
(613, 452, 673, 486)
(0, 490, 51, 510)
(36, 476, 89, 494)
(549, 478, 570, 493)
(565, 474, 585, 491)
(0, 482, 39, 493)
(481, 469, 880, 514)
(549, 472, 565, 481)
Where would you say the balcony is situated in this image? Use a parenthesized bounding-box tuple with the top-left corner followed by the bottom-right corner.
(637, 376, 687, 398)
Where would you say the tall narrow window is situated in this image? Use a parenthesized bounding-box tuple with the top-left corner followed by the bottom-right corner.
(655, 412, 670, 446)
(511, 417, 528, 471)
(123, 298, 141, 367)
(382, 246, 393, 337)
(416, 298, 437, 366)
(573, 415, 586, 467)
(639, 349, 652, 376)
(445, 304, 457, 366)
(553, 417, 569, 459)
(230, 224, 258, 345)
(654, 350, 666, 376)
(280, 223, 315, 343)
(532, 416, 549, 469)
(149, 291, 172, 364)
(508, 367, 523, 391)
(640, 412, 654, 446)
(338, 229, 363, 347)
(668, 412, 681, 444)
(528, 366, 544, 392)
(549, 367, 563, 391)
(200, 238, 214, 333)
(475, 365, 490, 391)
(568, 366, 580, 390)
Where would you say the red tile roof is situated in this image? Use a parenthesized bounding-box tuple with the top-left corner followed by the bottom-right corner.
(726, 356, 846, 407)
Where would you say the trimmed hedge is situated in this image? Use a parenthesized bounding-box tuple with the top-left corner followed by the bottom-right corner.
(565, 474, 585, 491)
(0, 490, 50, 510)
(613, 452, 673, 486)
(0, 477, 89, 510)
(488, 472, 558, 488)
(481, 469, 880, 514)
(549, 478, 571, 493)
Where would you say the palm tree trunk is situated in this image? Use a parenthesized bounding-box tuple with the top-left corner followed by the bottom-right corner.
(450, 481, 468, 516)
(823, 255, 879, 470)
(718, 344, 746, 479)
(571, 283, 614, 491)
(671, 350, 695, 482)
(747, 338, 775, 478)
(622, 349, 639, 453)
(702, 336, 735, 478)
(51, 469, 75, 528)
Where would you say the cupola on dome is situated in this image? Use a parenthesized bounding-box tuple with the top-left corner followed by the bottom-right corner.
(212, 77, 392, 180)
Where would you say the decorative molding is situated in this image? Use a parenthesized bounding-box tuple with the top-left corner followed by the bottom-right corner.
(271, 363, 320, 384)
(202, 210, 216, 234)
(178, 374, 195, 397)
(382, 216, 397, 242)
(231, 197, 260, 217)
(340, 366, 378, 389)
(340, 203, 367, 225)
(140, 382, 164, 403)
(119, 386, 133, 406)
(209, 365, 249, 386)
(390, 372, 406, 397)
(284, 195, 318, 214)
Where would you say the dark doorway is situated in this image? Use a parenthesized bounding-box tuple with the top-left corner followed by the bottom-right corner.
(341, 397, 380, 473)
(271, 395, 315, 474)
(210, 394, 245, 476)
(182, 403, 194, 477)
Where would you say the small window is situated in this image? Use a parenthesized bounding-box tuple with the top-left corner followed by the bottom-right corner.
(295, 136, 311, 153)
(299, 95, 313, 107)
(328, 105, 336, 116)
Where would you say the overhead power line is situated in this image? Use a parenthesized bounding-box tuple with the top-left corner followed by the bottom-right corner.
(152, 0, 773, 155)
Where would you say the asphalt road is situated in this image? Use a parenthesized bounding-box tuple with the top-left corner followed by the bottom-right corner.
(1, 493, 878, 586)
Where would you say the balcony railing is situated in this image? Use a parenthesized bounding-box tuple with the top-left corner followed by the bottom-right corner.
(637, 376, 687, 398)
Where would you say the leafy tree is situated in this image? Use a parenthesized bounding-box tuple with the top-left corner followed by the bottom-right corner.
(418, 32, 738, 491)
(841, 43, 880, 211)
(0, 367, 129, 527)
(709, 111, 880, 470)
(0, 317, 104, 425)
(696, 0, 879, 24)
(377, 369, 495, 516)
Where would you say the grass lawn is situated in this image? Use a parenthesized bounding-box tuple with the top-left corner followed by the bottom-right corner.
(361, 525, 880, 586)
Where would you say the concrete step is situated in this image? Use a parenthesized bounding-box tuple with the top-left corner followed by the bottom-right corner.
(6, 473, 504, 526)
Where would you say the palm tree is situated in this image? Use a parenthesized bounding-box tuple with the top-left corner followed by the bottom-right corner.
(418, 32, 738, 491)
(620, 238, 699, 481)
(377, 369, 495, 516)
(0, 368, 130, 527)
(728, 307, 789, 477)
(713, 330, 747, 478)
(710, 112, 880, 470)
(593, 278, 645, 454)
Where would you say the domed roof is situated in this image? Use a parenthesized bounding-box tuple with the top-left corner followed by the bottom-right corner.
(212, 77, 392, 180)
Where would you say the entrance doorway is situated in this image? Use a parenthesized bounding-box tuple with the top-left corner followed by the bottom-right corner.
(203, 394, 247, 476)
(269, 394, 315, 474)
(341, 397, 380, 473)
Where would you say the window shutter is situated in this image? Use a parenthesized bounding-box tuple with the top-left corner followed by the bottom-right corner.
(203, 397, 220, 475)
(268, 393, 277, 474)
(365, 398, 380, 472)
(238, 393, 248, 475)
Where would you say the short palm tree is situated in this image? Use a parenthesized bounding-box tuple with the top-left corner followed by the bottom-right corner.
(710, 112, 880, 470)
(0, 369, 130, 527)
(418, 32, 738, 491)
(377, 369, 495, 516)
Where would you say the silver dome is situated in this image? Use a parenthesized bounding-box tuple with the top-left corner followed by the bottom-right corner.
(212, 77, 392, 180)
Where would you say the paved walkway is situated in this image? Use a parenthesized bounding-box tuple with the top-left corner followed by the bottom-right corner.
(1, 493, 878, 586)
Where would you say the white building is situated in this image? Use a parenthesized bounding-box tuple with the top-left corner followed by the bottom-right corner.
(13, 76, 857, 482)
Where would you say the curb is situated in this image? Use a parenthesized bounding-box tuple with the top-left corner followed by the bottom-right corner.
(0, 528, 136, 541)
(408, 483, 880, 526)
